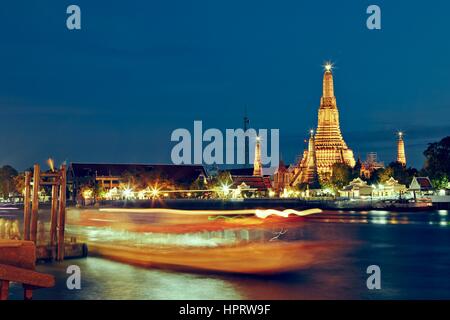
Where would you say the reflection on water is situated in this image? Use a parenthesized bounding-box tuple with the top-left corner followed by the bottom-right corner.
(9, 257, 243, 300)
(2, 205, 450, 299)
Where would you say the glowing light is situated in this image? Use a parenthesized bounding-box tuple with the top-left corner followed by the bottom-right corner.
(255, 208, 322, 219)
(324, 61, 333, 72)
(150, 187, 160, 198)
(137, 190, 147, 200)
(82, 189, 93, 199)
(221, 184, 231, 196)
(122, 188, 133, 199)
(99, 207, 322, 220)
(47, 158, 55, 171)
(398, 131, 403, 137)
(438, 210, 448, 216)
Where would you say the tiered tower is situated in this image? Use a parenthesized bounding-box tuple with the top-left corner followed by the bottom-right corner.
(313, 64, 355, 178)
(397, 132, 406, 166)
(304, 130, 319, 184)
(290, 130, 319, 185)
(253, 136, 262, 176)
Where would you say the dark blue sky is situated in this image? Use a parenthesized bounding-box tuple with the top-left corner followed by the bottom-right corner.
(1, 0, 449, 170)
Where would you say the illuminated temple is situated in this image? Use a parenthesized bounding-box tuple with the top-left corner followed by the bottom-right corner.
(291, 64, 355, 185)
(397, 132, 406, 166)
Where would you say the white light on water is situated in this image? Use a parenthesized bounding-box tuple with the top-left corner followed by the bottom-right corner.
(371, 216, 388, 225)
(438, 210, 448, 216)
(369, 210, 389, 216)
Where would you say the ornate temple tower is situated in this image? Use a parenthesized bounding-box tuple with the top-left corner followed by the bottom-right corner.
(253, 136, 262, 176)
(313, 64, 355, 178)
(291, 130, 319, 186)
(397, 132, 406, 166)
(304, 130, 320, 184)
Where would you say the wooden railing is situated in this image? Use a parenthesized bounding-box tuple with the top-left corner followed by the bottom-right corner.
(0, 240, 55, 300)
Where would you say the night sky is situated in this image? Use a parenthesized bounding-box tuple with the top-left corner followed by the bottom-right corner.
(1, 0, 449, 171)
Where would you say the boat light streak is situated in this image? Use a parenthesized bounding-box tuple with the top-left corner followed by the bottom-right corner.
(255, 208, 322, 219)
(99, 207, 322, 218)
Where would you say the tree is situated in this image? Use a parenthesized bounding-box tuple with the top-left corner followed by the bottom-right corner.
(423, 136, 450, 180)
(432, 175, 450, 190)
(388, 161, 418, 185)
(0, 165, 18, 199)
(210, 171, 233, 188)
(330, 163, 353, 189)
(378, 167, 394, 184)
(13, 172, 26, 195)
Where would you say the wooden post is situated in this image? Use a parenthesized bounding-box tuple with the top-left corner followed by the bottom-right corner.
(23, 171, 32, 241)
(23, 284, 33, 300)
(30, 164, 40, 243)
(0, 280, 9, 300)
(57, 165, 67, 261)
(49, 184, 59, 251)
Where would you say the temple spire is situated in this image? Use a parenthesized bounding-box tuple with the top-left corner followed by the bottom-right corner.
(243, 107, 250, 165)
(322, 63, 335, 98)
(306, 130, 317, 168)
(397, 132, 406, 166)
(305, 130, 319, 185)
(292, 62, 355, 185)
(253, 136, 262, 176)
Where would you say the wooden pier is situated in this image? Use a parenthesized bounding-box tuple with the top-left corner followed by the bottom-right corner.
(21, 163, 88, 261)
(0, 163, 88, 300)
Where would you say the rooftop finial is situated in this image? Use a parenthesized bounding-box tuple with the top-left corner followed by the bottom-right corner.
(324, 61, 333, 72)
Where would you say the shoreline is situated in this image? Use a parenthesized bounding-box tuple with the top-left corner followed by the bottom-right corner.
(75, 198, 441, 211)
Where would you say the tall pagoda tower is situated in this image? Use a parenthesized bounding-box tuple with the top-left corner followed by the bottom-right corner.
(290, 130, 320, 186)
(313, 64, 355, 178)
(397, 132, 406, 166)
(253, 136, 262, 176)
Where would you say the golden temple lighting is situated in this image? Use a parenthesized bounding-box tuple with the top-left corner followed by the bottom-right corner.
(292, 62, 355, 185)
(397, 131, 406, 166)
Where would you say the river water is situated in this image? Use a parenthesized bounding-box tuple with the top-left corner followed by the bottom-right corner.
(1, 205, 450, 300)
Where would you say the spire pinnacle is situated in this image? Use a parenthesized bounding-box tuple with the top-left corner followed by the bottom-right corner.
(324, 62, 333, 72)
(322, 63, 335, 98)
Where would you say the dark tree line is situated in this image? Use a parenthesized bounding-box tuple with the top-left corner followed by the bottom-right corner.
(0, 165, 19, 198)
(422, 136, 450, 189)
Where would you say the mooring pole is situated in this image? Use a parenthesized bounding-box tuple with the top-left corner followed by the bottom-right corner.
(57, 165, 67, 261)
(50, 183, 59, 252)
(23, 171, 32, 241)
(30, 164, 40, 243)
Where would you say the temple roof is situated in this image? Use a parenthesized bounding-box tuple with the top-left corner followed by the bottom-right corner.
(69, 162, 207, 185)
(232, 176, 272, 191)
(409, 177, 434, 191)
